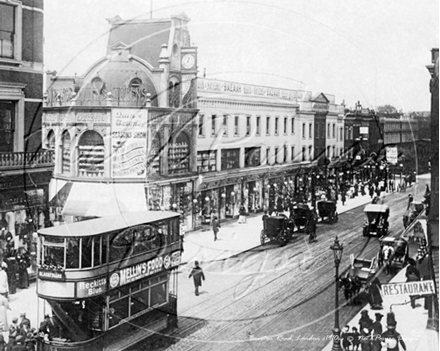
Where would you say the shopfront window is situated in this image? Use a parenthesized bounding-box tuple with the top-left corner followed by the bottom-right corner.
(245, 147, 260, 167)
(78, 131, 105, 177)
(61, 131, 71, 174)
(197, 150, 217, 172)
(221, 149, 240, 170)
(0, 101, 15, 152)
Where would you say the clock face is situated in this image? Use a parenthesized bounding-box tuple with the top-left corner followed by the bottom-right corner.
(181, 54, 195, 70)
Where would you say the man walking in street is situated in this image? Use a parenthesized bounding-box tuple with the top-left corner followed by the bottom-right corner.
(212, 216, 221, 241)
(406, 194, 413, 211)
(188, 261, 205, 296)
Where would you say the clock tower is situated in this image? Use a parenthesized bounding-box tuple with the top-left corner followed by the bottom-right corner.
(180, 47, 197, 108)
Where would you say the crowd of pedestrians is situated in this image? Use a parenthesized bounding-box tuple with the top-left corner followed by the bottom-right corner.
(341, 310, 407, 351)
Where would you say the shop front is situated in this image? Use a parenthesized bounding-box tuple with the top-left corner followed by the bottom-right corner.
(0, 171, 52, 283)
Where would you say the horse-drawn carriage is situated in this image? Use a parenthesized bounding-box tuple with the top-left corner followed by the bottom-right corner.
(292, 203, 314, 231)
(260, 215, 293, 246)
(362, 204, 390, 237)
(339, 255, 378, 305)
(317, 200, 338, 223)
(377, 236, 409, 274)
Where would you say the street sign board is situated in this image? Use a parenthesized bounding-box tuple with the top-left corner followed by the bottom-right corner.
(386, 147, 398, 165)
(381, 280, 435, 297)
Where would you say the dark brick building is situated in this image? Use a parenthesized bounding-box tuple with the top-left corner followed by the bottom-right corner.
(0, 0, 53, 277)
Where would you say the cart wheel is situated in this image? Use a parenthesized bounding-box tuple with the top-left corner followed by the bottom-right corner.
(260, 230, 267, 245)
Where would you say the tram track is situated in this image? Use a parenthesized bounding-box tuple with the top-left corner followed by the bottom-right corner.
(164, 219, 373, 351)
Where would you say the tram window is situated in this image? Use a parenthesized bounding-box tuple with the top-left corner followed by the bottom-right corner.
(150, 282, 167, 306)
(130, 283, 141, 293)
(130, 288, 150, 316)
(132, 229, 151, 256)
(66, 238, 80, 269)
(109, 297, 129, 328)
(110, 230, 134, 262)
(93, 236, 101, 267)
(81, 237, 93, 269)
(43, 246, 64, 267)
(140, 281, 150, 290)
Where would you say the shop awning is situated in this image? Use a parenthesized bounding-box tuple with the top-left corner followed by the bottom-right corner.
(62, 182, 147, 217)
(48, 179, 72, 207)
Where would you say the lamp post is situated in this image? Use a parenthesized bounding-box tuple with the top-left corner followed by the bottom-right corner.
(330, 236, 344, 351)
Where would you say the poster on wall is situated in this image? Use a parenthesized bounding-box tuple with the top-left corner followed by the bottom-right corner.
(111, 109, 147, 178)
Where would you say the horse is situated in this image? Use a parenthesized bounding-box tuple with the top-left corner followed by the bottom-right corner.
(340, 273, 364, 306)
(379, 245, 394, 274)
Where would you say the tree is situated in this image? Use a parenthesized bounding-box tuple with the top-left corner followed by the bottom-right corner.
(377, 104, 397, 113)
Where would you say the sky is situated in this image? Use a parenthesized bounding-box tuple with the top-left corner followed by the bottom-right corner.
(44, 0, 438, 111)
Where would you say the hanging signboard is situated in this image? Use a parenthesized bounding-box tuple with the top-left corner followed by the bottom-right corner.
(381, 280, 435, 297)
(386, 147, 398, 165)
(111, 109, 147, 178)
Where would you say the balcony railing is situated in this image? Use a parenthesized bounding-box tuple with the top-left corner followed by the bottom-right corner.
(0, 150, 54, 170)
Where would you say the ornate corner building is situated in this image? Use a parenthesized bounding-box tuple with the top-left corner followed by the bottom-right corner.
(44, 13, 200, 226)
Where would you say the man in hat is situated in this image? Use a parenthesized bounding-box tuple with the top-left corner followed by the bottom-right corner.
(211, 216, 221, 242)
(381, 321, 407, 351)
(8, 317, 19, 349)
(18, 312, 30, 331)
(371, 313, 384, 351)
(406, 194, 413, 210)
(188, 261, 205, 296)
(359, 310, 373, 332)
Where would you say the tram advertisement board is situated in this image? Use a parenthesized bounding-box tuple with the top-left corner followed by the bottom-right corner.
(109, 251, 181, 289)
(111, 109, 147, 178)
(381, 280, 435, 297)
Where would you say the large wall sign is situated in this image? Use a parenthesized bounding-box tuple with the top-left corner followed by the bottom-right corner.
(111, 109, 147, 178)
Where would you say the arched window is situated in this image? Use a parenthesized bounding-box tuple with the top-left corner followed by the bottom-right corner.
(168, 132, 190, 174)
(78, 131, 105, 177)
(129, 78, 142, 90)
(46, 130, 55, 150)
(61, 131, 71, 174)
(168, 80, 180, 108)
(91, 77, 105, 95)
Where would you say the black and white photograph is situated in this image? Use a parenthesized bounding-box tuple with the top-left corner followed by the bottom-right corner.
(0, 0, 438, 350)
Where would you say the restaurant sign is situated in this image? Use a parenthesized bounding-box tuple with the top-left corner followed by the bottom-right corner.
(109, 251, 181, 288)
(381, 280, 435, 297)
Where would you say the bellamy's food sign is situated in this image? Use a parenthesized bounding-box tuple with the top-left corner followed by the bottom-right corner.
(111, 109, 147, 178)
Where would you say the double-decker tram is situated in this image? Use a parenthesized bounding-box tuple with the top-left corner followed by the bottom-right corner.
(36, 211, 182, 351)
